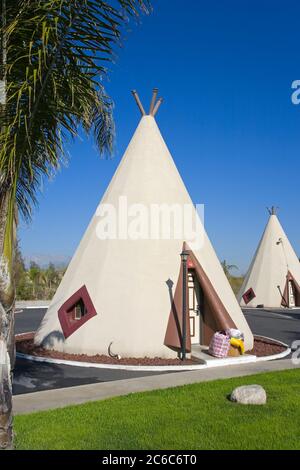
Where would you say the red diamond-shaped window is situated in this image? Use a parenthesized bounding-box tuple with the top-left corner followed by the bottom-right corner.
(242, 288, 256, 305)
(58, 285, 97, 339)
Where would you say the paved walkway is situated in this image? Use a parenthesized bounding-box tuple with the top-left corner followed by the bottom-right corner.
(13, 358, 299, 415)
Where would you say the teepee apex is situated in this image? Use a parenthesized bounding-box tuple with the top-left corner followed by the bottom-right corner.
(149, 88, 158, 115)
(267, 206, 278, 216)
(152, 97, 163, 117)
(131, 90, 146, 116)
(132, 88, 163, 117)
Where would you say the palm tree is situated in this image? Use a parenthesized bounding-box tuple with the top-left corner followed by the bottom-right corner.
(0, 0, 150, 449)
(44, 263, 59, 292)
(0, 0, 15, 450)
(221, 260, 238, 279)
(28, 261, 43, 298)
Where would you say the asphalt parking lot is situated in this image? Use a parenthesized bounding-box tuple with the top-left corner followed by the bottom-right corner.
(243, 308, 300, 347)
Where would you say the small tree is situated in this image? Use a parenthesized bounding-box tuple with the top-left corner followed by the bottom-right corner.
(28, 262, 42, 299)
(221, 260, 238, 279)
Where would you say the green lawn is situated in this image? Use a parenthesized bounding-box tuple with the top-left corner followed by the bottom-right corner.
(15, 369, 300, 450)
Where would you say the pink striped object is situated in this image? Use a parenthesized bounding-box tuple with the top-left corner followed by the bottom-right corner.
(208, 332, 230, 358)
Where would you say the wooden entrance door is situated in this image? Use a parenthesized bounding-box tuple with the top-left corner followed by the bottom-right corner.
(188, 272, 202, 344)
(288, 280, 296, 308)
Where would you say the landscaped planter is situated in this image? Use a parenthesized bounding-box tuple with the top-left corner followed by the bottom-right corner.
(15, 333, 290, 371)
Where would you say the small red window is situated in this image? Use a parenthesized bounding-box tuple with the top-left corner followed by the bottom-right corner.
(58, 285, 97, 339)
(242, 288, 256, 305)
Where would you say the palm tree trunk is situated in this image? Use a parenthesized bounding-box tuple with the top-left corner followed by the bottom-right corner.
(0, 194, 15, 450)
(0, 0, 14, 450)
(0, 303, 13, 450)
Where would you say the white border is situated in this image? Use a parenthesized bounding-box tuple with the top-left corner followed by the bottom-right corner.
(16, 306, 49, 311)
(15, 351, 259, 371)
(15, 335, 291, 372)
(253, 335, 291, 362)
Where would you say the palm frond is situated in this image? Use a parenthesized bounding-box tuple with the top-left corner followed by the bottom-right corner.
(0, 0, 150, 220)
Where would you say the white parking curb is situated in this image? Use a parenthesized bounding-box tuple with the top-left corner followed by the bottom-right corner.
(253, 335, 291, 362)
(15, 334, 291, 372)
(15, 352, 210, 372)
(16, 306, 49, 311)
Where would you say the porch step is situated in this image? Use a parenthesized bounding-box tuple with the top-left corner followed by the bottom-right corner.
(191, 345, 256, 367)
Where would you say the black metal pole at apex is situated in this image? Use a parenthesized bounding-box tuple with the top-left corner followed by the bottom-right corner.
(180, 250, 189, 361)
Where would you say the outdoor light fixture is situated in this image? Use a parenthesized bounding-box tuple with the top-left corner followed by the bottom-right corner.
(180, 251, 189, 263)
(180, 250, 189, 361)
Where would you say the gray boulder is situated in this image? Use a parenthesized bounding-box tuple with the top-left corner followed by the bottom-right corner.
(230, 385, 267, 405)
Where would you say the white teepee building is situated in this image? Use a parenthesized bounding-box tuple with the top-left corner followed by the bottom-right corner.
(35, 90, 253, 358)
(238, 208, 300, 309)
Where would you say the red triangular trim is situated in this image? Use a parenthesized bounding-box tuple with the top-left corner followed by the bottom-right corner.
(164, 243, 236, 352)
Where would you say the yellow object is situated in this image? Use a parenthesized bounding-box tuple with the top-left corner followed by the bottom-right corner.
(230, 337, 245, 355)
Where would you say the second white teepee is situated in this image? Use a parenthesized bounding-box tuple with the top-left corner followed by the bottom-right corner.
(238, 208, 300, 308)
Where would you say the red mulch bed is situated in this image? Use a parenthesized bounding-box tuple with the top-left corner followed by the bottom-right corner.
(248, 336, 287, 357)
(16, 332, 35, 342)
(15, 333, 287, 365)
(15, 334, 198, 366)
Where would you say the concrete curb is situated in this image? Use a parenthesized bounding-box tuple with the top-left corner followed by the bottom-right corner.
(254, 335, 291, 362)
(15, 351, 258, 372)
(15, 335, 291, 372)
(16, 301, 49, 309)
(13, 358, 300, 416)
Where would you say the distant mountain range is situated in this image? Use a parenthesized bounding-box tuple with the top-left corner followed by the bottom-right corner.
(23, 253, 71, 269)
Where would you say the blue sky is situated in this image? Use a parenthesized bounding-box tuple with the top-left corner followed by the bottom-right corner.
(19, 0, 300, 273)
